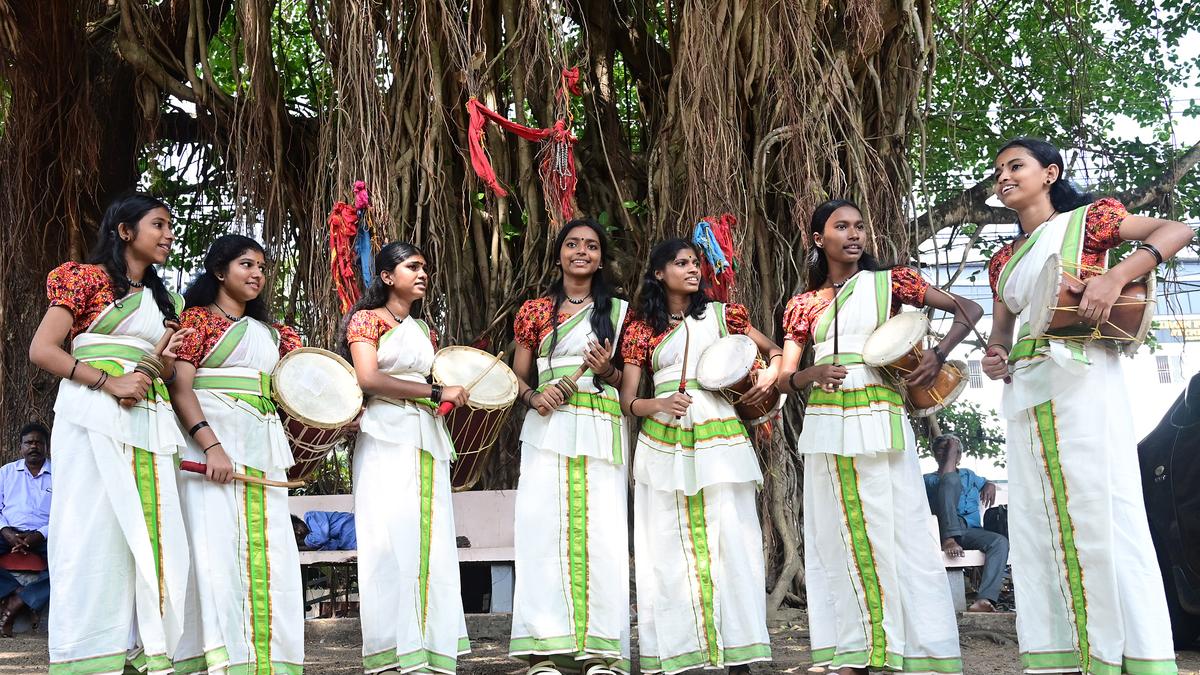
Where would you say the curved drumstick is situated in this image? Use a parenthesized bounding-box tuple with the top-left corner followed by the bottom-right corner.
(436, 350, 506, 416)
(946, 294, 1011, 384)
(118, 325, 178, 407)
(180, 460, 305, 488)
(676, 319, 691, 420)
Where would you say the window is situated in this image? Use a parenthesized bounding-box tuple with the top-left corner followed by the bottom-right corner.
(968, 360, 983, 388)
(1157, 355, 1182, 384)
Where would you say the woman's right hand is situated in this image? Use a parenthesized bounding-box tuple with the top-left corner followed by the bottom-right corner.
(440, 385, 469, 408)
(532, 386, 566, 416)
(104, 372, 152, 406)
(811, 364, 848, 392)
(205, 445, 235, 484)
(982, 346, 1010, 381)
(659, 392, 693, 417)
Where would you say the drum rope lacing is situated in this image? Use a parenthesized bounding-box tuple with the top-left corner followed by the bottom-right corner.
(1043, 261, 1149, 342)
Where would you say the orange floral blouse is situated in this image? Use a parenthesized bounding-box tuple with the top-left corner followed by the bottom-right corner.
(782, 266, 930, 348)
(619, 303, 750, 368)
(987, 197, 1127, 302)
(46, 262, 124, 341)
(514, 297, 607, 351)
(345, 310, 438, 350)
(173, 306, 302, 367)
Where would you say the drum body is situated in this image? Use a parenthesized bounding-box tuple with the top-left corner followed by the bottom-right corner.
(430, 346, 519, 490)
(862, 312, 966, 417)
(696, 335, 783, 426)
(1028, 252, 1155, 356)
(272, 347, 363, 482)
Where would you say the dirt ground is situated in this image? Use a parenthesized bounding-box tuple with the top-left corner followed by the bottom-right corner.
(1, 612, 1197, 673)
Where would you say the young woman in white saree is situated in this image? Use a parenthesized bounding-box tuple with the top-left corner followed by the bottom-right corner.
(618, 238, 780, 675)
(168, 234, 306, 674)
(508, 219, 631, 675)
(777, 199, 982, 675)
(339, 242, 470, 674)
(982, 137, 1192, 675)
(29, 193, 192, 675)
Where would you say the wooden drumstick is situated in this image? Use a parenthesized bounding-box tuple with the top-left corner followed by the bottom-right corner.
(437, 350, 506, 416)
(180, 460, 305, 488)
(946, 294, 1012, 385)
(675, 318, 691, 420)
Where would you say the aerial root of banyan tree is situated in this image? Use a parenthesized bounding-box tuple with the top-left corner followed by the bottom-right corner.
(0, 0, 933, 611)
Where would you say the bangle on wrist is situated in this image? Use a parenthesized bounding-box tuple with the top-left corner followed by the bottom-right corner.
(788, 370, 801, 392)
(89, 371, 108, 391)
(68, 359, 79, 382)
(429, 384, 443, 403)
(202, 441, 221, 454)
(188, 421, 210, 438)
(986, 343, 1009, 356)
(1137, 242, 1164, 266)
(768, 353, 781, 363)
(931, 345, 947, 364)
(630, 397, 642, 416)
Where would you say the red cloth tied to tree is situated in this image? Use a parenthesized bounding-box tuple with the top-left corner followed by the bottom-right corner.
(328, 201, 360, 312)
(693, 213, 738, 302)
(466, 96, 578, 225)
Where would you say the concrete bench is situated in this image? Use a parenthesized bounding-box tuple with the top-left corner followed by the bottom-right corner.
(290, 490, 517, 610)
(928, 516, 986, 612)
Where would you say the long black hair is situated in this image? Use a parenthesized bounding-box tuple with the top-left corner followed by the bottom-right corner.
(997, 137, 1095, 214)
(87, 193, 178, 321)
(183, 234, 270, 322)
(335, 241, 426, 358)
(804, 198, 884, 292)
(638, 238, 710, 335)
(545, 218, 622, 392)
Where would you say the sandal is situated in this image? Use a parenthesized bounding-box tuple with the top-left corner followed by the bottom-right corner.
(529, 660, 563, 675)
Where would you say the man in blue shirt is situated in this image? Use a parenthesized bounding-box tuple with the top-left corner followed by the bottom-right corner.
(292, 511, 356, 551)
(923, 433, 1008, 612)
(0, 422, 52, 635)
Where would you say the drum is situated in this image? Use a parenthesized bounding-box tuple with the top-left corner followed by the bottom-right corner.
(861, 311, 967, 417)
(431, 346, 519, 491)
(273, 347, 364, 482)
(1028, 252, 1155, 356)
(696, 335, 784, 426)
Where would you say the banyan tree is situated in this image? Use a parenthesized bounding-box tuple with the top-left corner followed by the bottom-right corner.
(0, 0, 942, 612)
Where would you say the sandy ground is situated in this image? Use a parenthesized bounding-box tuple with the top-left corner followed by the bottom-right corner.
(1, 611, 1196, 673)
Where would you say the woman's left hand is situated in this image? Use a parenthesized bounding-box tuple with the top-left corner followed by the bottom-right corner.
(1077, 271, 1125, 327)
(161, 327, 194, 361)
(582, 338, 615, 375)
(906, 349, 942, 389)
(740, 365, 779, 407)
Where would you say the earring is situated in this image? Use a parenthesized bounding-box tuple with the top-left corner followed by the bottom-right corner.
(385, 281, 393, 286)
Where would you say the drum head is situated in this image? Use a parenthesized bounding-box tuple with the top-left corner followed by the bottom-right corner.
(432, 346, 519, 408)
(1124, 271, 1157, 357)
(272, 347, 363, 428)
(1028, 253, 1065, 338)
(696, 335, 757, 390)
(862, 312, 929, 366)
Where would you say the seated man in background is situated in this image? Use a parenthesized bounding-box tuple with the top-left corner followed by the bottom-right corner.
(292, 511, 357, 551)
(0, 422, 52, 635)
(923, 433, 1009, 613)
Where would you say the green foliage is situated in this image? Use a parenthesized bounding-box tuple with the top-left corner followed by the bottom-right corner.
(916, 400, 1007, 465)
(919, 0, 1200, 237)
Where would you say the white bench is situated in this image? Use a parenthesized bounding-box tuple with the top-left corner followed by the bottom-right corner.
(928, 516, 986, 612)
(290, 490, 517, 610)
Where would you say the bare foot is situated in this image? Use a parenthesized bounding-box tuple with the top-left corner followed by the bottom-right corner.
(967, 598, 996, 612)
(941, 537, 964, 557)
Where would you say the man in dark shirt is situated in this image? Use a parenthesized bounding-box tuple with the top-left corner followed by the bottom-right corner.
(923, 434, 1008, 612)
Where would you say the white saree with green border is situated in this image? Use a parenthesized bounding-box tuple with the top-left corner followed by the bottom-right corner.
(353, 316, 469, 674)
(48, 288, 190, 675)
(631, 304, 771, 675)
(995, 205, 1177, 675)
(173, 317, 305, 675)
(799, 270, 963, 675)
(509, 300, 632, 673)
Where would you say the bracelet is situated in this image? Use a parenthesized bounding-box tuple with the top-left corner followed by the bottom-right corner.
(985, 343, 1010, 357)
(1136, 242, 1164, 266)
(788, 371, 801, 392)
(931, 345, 947, 364)
(629, 397, 642, 416)
(68, 359, 79, 381)
(522, 389, 537, 406)
(161, 368, 176, 386)
(600, 363, 617, 378)
(188, 421, 210, 438)
(768, 354, 781, 363)
(429, 384, 443, 403)
(202, 441, 221, 454)
(88, 371, 108, 391)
